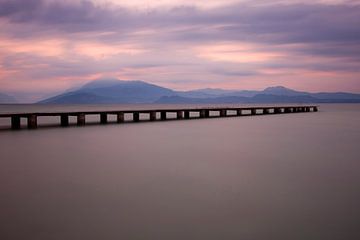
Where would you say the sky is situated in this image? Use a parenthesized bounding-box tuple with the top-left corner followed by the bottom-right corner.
(0, 0, 360, 102)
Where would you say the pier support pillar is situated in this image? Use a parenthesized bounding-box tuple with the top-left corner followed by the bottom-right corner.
(200, 110, 206, 118)
(27, 114, 37, 129)
(305, 107, 310, 112)
(161, 111, 167, 120)
(133, 112, 140, 122)
(220, 109, 227, 117)
(205, 110, 210, 118)
(263, 108, 269, 114)
(251, 109, 257, 115)
(60, 114, 69, 126)
(313, 107, 318, 112)
(177, 111, 183, 119)
(184, 111, 190, 119)
(274, 108, 281, 114)
(284, 108, 291, 113)
(237, 109, 242, 116)
(11, 116, 21, 130)
(77, 114, 85, 126)
(293, 107, 298, 113)
(117, 112, 124, 123)
(150, 111, 157, 121)
(100, 113, 107, 124)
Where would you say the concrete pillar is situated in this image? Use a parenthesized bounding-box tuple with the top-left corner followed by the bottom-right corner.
(200, 110, 206, 118)
(11, 116, 21, 130)
(100, 113, 107, 124)
(184, 111, 190, 119)
(150, 111, 157, 121)
(27, 114, 37, 129)
(117, 112, 124, 123)
(77, 114, 86, 126)
(176, 111, 183, 119)
(60, 114, 69, 126)
(220, 109, 227, 117)
(251, 109, 257, 115)
(263, 108, 269, 114)
(313, 106, 318, 112)
(237, 109, 242, 116)
(161, 111, 167, 120)
(133, 112, 140, 122)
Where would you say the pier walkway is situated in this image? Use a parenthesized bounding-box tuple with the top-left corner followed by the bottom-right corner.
(0, 105, 318, 130)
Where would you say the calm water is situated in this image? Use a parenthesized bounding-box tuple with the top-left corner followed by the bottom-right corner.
(0, 104, 359, 240)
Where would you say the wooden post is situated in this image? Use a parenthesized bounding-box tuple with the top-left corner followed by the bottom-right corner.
(150, 111, 157, 121)
(100, 113, 107, 124)
(77, 114, 85, 126)
(11, 116, 21, 130)
(237, 109, 242, 116)
(251, 109, 257, 115)
(220, 109, 227, 117)
(284, 108, 291, 113)
(274, 108, 281, 114)
(263, 108, 269, 114)
(133, 112, 140, 122)
(161, 111, 167, 120)
(177, 111, 183, 119)
(60, 114, 69, 126)
(27, 114, 37, 129)
(117, 112, 124, 123)
(200, 110, 206, 118)
(184, 111, 190, 119)
(313, 106, 318, 112)
(305, 107, 310, 112)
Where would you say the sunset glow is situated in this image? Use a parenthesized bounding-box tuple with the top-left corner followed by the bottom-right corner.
(0, 0, 359, 101)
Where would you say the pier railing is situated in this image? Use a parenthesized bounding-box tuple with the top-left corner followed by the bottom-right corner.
(0, 105, 318, 130)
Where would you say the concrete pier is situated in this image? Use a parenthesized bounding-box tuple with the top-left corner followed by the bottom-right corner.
(150, 111, 157, 121)
(220, 109, 227, 117)
(27, 114, 37, 129)
(100, 113, 107, 124)
(1, 105, 318, 130)
(61, 114, 69, 126)
(161, 111, 167, 120)
(11, 116, 21, 130)
(133, 112, 140, 122)
(177, 111, 183, 119)
(184, 111, 190, 119)
(117, 112, 124, 123)
(274, 108, 281, 114)
(77, 114, 86, 126)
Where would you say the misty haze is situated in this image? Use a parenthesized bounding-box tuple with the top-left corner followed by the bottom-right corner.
(0, 0, 360, 240)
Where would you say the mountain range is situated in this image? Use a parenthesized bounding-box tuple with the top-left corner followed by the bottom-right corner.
(38, 79, 360, 104)
(0, 92, 17, 103)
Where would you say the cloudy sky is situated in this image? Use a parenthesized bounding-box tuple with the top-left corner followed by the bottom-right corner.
(0, 0, 360, 101)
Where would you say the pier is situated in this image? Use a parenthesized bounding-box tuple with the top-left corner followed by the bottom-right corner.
(0, 105, 318, 130)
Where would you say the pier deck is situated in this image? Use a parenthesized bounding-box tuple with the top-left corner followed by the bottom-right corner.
(0, 105, 318, 130)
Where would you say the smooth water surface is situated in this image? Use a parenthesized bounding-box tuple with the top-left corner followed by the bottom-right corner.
(0, 104, 359, 240)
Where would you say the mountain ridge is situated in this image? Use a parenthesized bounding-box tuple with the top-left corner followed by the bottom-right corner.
(38, 79, 360, 104)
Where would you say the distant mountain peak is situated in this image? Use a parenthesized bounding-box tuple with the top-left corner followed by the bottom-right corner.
(264, 86, 294, 91)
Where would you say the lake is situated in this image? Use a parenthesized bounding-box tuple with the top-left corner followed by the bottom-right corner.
(0, 104, 359, 240)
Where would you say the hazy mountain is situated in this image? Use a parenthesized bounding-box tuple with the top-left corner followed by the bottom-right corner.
(39, 79, 360, 104)
(40, 79, 176, 104)
(262, 86, 309, 96)
(156, 94, 319, 104)
(0, 92, 17, 103)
